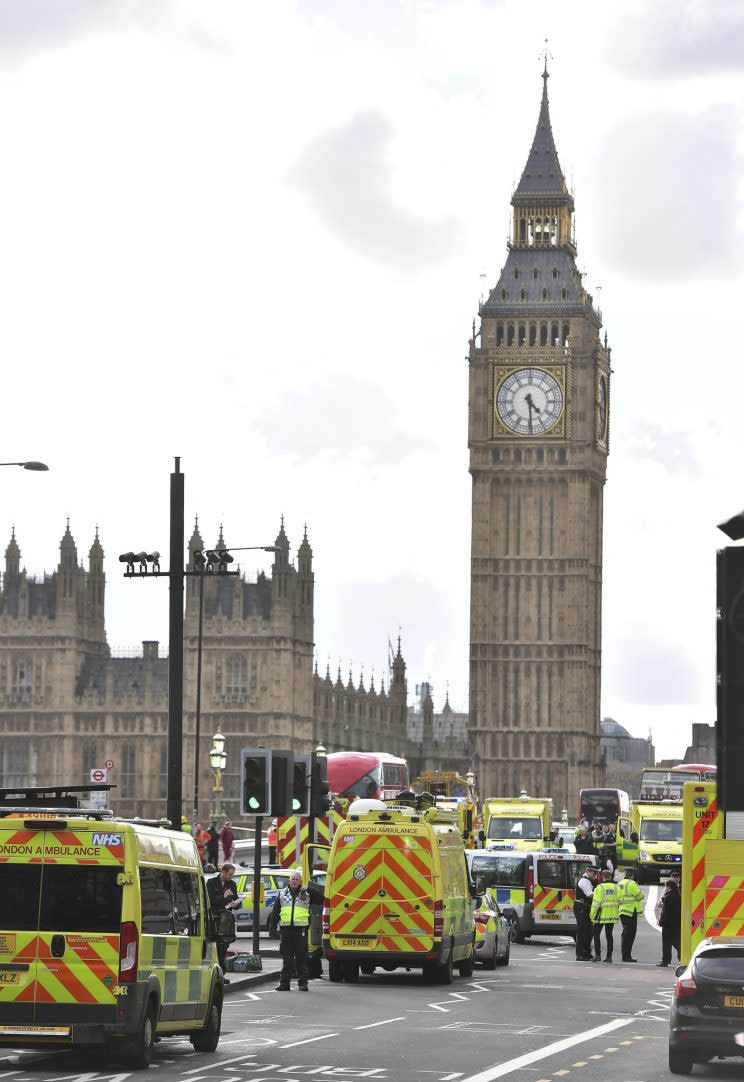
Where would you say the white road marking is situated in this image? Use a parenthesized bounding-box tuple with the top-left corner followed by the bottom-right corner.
(354, 1017, 405, 1030)
(279, 1032, 339, 1049)
(457, 1017, 634, 1082)
(184, 1047, 273, 1072)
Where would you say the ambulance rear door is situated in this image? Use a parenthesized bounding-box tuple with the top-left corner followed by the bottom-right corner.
(329, 829, 435, 954)
(34, 827, 124, 1025)
(0, 822, 43, 1026)
(534, 855, 575, 931)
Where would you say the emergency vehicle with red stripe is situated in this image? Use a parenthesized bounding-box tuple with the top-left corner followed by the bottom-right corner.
(322, 797, 478, 984)
(0, 785, 222, 1068)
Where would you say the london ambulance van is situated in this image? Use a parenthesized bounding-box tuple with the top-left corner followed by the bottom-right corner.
(632, 800, 683, 883)
(483, 792, 555, 852)
(466, 847, 597, 942)
(0, 785, 223, 1069)
(322, 798, 477, 984)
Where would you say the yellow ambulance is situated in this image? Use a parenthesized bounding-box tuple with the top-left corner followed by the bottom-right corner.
(322, 798, 478, 983)
(632, 800, 683, 883)
(483, 792, 556, 852)
(0, 785, 223, 1069)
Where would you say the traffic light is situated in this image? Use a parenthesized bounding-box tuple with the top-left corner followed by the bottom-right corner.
(291, 753, 311, 815)
(270, 751, 293, 817)
(309, 751, 331, 817)
(241, 748, 271, 816)
(717, 546, 744, 812)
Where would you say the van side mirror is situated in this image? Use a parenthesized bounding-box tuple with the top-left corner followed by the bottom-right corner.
(478, 830, 485, 843)
(630, 832, 639, 844)
(557, 836, 564, 847)
(675, 965, 686, 977)
(473, 874, 486, 898)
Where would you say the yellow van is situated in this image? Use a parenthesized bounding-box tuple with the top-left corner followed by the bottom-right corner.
(322, 798, 477, 984)
(0, 785, 223, 1069)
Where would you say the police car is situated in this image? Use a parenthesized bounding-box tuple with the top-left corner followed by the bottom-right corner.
(473, 890, 511, 968)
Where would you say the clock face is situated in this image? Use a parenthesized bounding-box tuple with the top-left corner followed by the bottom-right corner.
(597, 374, 608, 442)
(495, 367, 564, 436)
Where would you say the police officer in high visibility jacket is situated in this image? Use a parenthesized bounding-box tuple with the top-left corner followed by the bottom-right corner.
(589, 869, 619, 963)
(617, 868, 644, 963)
(269, 868, 323, 991)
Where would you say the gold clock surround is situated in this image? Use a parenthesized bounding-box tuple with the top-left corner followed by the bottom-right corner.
(490, 362, 570, 440)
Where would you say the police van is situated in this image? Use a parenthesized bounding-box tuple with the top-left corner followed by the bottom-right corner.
(466, 847, 598, 942)
(0, 785, 223, 1068)
(323, 798, 479, 983)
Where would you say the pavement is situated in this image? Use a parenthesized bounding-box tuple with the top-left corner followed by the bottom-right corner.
(1, 885, 741, 1081)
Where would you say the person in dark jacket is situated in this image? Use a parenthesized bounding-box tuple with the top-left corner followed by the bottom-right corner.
(207, 862, 240, 976)
(206, 821, 220, 866)
(269, 868, 323, 991)
(574, 827, 595, 856)
(657, 880, 681, 966)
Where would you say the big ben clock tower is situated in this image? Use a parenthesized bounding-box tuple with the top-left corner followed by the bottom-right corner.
(468, 65, 608, 811)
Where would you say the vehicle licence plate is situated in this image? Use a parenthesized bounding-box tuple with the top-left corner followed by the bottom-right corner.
(539, 912, 560, 919)
(0, 973, 19, 985)
(723, 995, 744, 1008)
(0, 1026, 70, 1036)
(336, 937, 375, 948)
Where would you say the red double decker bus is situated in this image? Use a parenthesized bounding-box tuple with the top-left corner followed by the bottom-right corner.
(326, 751, 409, 801)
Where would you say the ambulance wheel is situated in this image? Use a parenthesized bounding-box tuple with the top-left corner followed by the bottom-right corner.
(437, 952, 454, 985)
(360, 962, 375, 975)
(668, 1049, 693, 1075)
(508, 915, 525, 944)
(121, 999, 156, 1069)
(191, 993, 222, 1053)
(458, 952, 475, 978)
(342, 961, 359, 982)
(328, 958, 344, 983)
(635, 864, 646, 886)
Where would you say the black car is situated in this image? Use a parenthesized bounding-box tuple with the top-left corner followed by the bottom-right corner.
(669, 937, 744, 1074)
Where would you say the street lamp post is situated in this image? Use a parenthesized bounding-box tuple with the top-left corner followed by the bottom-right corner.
(209, 727, 227, 822)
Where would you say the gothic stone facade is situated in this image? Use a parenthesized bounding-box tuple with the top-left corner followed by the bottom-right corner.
(467, 69, 607, 811)
(0, 522, 411, 820)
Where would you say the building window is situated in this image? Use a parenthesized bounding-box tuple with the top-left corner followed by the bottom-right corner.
(122, 744, 136, 798)
(12, 658, 33, 700)
(552, 267, 559, 279)
(1, 744, 29, 786)
(82, 743, 98, 780)
(225, 655, 248, 697)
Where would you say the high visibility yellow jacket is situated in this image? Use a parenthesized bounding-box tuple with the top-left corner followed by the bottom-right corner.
(590, 881, 619, 924)
(617, 878, 644, 917)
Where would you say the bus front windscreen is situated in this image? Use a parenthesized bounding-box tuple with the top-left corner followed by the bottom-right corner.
(640, 819, 683, 843)
(581, 790, 620, 822)
(487, 816, 542, 841)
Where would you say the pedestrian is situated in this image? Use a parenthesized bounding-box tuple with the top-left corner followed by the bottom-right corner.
(574, 827, 595, 856)
(207, 861, 240, 979)
(657, 879, 681, 967)
(206, 820, 220, 866)
(617, 867, 644, 962)
(574, 863, 598, 960)
(220, 819, 234, 862)
(590, 868, 619, 963)
(180, 816, 192, 835)
(269, 868, 323, 992)
(195, 822, 210, 867)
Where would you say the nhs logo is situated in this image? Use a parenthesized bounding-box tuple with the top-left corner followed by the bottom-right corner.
(92, 832, 122, 846)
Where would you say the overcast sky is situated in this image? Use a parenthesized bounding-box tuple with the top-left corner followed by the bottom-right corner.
(2, 0, 742, 762)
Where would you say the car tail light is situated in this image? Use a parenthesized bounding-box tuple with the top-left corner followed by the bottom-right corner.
(322, 900, 330, 935)
(433, 904, 445, 938)
(527, 868, 534, 901)
(675, 975, 697, 999)
(119, 921, 138, 983)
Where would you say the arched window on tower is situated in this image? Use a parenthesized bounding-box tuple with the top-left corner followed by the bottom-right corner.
(520, 288, 526, 301)
(528, 217, 534, 245)
(496, 322, 504, 346)
(529, 322, 537, 346)
(562, 322, 570, 346)
(542, 288, 548, 301)
(519, 218, 526, 243)
(518, 322, 526, 346)
(540, 322, 548, 346)
(551, 322, 559, 346)
(501, 289, 507, 301)
(551, 216, 558, 245)
(507, 323, 515, 346)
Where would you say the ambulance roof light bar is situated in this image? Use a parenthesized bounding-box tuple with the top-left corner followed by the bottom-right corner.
(0, 783, 115, 810)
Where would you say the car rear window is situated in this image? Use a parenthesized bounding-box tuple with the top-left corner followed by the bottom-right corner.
(470, 854, 526, 888)
(696, 950, 744, 980)
(0, 865, 42, 931)
(537, 860, 564, 889)
(39, 866, 122, 933)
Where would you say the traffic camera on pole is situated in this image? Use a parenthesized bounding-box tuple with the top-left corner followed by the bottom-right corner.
(240, 748, 271, 816)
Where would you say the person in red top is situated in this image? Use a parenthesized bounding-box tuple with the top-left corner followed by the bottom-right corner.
(219, 820, 234, 862)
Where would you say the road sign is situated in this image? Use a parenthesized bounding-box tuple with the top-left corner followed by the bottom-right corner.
(105, 759, 114, 770)
(89, 767, 109, 810)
